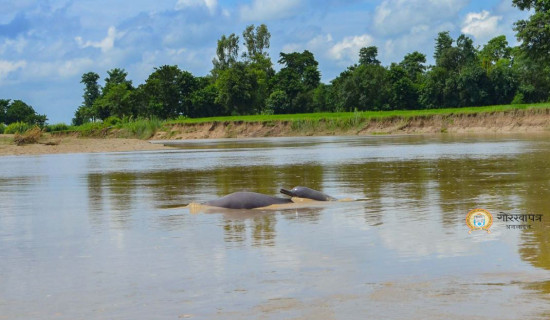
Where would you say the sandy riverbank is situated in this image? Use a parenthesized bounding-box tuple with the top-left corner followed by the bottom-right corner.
(1, 108, 550, 156)
(0, 135, 171, 156)
(154, 108, 550, 139)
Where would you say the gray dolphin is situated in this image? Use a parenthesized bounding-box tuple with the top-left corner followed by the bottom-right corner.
(279, 186, 337, 201)
(204, 191, 292, 209)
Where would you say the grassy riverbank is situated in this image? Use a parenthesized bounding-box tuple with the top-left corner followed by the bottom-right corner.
(2, 103, 550, 155)
(170, 103, 550, 124)
(7, 102, 550, 141)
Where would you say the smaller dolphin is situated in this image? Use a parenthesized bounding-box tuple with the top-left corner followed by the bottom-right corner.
(279, 186, 337, 201)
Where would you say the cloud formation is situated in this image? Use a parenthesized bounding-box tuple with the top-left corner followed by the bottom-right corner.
(0, 60, 26, 81)
(176, 0, 218, 14)
(75, 26, 119, 52)
(240, 0, 303, 21)
(329, 34, 374, 61)
(461, 10, 503, 42)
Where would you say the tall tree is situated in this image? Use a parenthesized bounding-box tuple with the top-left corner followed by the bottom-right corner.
(81, 72, 101, 110)
(140, 65, 185, 118)
(103, 68, 132, 94)
(215, 62, 256, 115)
(242, 24, 271, 61)
(359, 46, 381, 66)
(399, 51, 426, 80)
(74, 72, 101, 123)
(93, 68, 134, 120)
(272, 50, 321, 113)
(513, 0, 550, 63)
(479, 35, 512, 71)
(212, 33, 240, 75)
(434, 31, 453, 63)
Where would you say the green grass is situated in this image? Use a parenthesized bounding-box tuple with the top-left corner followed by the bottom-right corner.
(169, 102, 550, 125)
(48, 102, 550, 139)
(4, 122, 33, 134)
(116, 117, 164, 139)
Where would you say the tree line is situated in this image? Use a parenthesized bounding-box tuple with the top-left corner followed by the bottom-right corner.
(0, 1, 548, 127)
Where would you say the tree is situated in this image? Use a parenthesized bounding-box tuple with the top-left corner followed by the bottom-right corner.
(103, 68, 132, 94)
(399, 51, 426, 80)
(215, 62, 256, 115)
(489, 58, 519, 105)
(81, 72, 101, 110)
(0, 99, 8, 124)
(434, 31, 453, 63)
(457, 63, 491, 107)
(456, 34, 478, 66)
(389, 64, 419, 109)
(513, 0, 550, 63)
(93, 83, 132, 119)
(91, 68, 134, 120)
(74, 71, 101, 124)
(4, 99, 47, 126)
(190, 78, 221, 118)
(242, 24, 271, 61)
(359, 46, 381, 66)
(272, 50, 321, 113)
(479, 35, 512, 71)
(331, 63, 390, 111)
(139, 65, 189, 119)
(212, 33, 240, 75)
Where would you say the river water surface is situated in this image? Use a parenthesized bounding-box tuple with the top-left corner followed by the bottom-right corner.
(1, 134, 550, 319)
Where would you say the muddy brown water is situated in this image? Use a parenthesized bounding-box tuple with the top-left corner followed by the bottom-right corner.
(1, 134, 550, 319)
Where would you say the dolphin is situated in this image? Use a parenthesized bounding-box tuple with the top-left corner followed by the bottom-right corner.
(204, 191, 292, 209)
(279, 186, 337, 201)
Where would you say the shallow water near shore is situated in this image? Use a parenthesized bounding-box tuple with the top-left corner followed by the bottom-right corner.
(1, 134, 550, 319)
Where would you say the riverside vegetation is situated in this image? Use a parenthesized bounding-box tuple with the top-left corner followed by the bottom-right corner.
(1, 0, 549, 142)
(2, 102, 547, 143)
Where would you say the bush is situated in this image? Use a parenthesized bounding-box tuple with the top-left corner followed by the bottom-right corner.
(45, 123, 70, 132)
(5, 122, 32, 134)
(119, 117, 163, 139)
(76, 122, 107, 137)
(104, 116, 121, 126)
(0, 123, 5, 134)
(512, 92, 524, 105)
(13, 126, 42, 145)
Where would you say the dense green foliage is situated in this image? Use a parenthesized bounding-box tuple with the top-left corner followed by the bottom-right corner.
(70, 14, 550, 125)
(4, 122, 33, 134)
(0, 99, 47, 126)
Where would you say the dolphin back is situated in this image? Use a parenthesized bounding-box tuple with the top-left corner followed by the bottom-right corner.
(205, 191, 292, 209)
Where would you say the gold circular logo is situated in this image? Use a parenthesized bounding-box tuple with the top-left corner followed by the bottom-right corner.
(466, 208, 493, 234)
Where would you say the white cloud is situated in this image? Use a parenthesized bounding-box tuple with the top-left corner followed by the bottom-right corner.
(329, 34, 373, 61)
(22, 58, 95, 80)
(75, 26, 119, 52)
(461, 10, 503, 42)
(175, 0, 217, 14)
(0, 60, 26, 80)
(240, 0, 302, 21)
(373, 0, 469, 36)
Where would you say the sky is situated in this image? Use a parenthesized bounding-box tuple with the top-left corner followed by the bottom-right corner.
(0, 0, 530, 123)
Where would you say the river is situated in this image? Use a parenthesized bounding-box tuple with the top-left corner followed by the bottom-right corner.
(1, 134, 550, 319)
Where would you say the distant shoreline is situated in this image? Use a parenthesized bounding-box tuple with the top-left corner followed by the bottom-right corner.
(153, 107, 550, 139)
(1, 107, 550, 156)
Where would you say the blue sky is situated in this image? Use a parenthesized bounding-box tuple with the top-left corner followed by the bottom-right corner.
(0, 0, 529, 123)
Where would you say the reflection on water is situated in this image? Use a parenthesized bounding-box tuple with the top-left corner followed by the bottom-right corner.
(1, 134, 550, 319)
